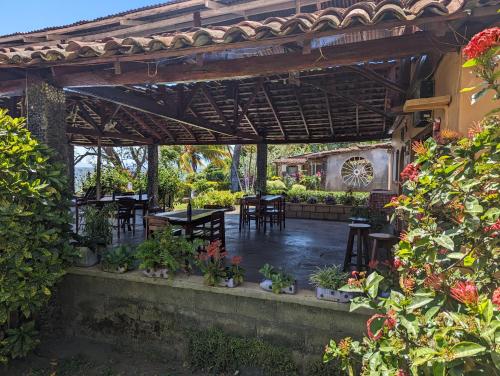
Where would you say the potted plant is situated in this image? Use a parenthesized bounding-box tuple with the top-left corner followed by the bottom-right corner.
(259, 263, 296, 294)
(136, 226, 201, 279)
(82, 204, 115, 259)
(309, 265, 353, 303)
(101, 245, 135, 273)
(71, 233, 98, 267)
(196, 241, 245, 287)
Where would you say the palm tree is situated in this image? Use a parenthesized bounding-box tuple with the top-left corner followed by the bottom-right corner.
(178, 145, 230, 174)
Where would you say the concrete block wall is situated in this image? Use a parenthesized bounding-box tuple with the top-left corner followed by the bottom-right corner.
(286, 203, 363, 221)
(52, 268, 370, 370)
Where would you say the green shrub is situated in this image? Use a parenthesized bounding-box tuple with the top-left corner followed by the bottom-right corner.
(192, 190, 238, 208)
(188, 327, 298, 375)
(0, 111, 74, 363)
(267, 179, 287, 194)
(158, 166, 181, 205)
(79, 167, 136, 194)
(290, 184, 306, 191)
(286, 190, 369, 206)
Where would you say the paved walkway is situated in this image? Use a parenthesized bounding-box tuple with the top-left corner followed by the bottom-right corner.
(109, 211, 349, 289)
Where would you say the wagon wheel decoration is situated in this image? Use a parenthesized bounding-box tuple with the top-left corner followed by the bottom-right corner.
(341, 157, 374, 188)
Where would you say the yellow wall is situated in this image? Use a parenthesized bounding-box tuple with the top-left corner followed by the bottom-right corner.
(390, 50, 498, 186)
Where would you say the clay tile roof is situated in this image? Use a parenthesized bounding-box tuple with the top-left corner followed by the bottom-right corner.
(274, 156, 309, 164)
(0, 0, 474, 66)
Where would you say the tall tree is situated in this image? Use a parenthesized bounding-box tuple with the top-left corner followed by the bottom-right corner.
(178, 145, 230, 174)
(230, 144, 242, 192)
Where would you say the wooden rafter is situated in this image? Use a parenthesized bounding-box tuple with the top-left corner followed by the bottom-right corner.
(144, 113, 178, 143)
(310, 83, 393, 119)
(263, 83, 286, 138)
(68, 86, 261, 141)
(344, 66, 407, 94)
(66, 127, 153, 144)
(200, 84, 231, 129)
(235, 78, 263, 129)
(324, 92, 334, 136)
(293, 86, 310, 137)
(122, 108, 163, 142)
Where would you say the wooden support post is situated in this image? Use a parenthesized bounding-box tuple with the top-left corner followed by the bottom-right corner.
(147, 144, 159, 207)
(96, 137, 102, 200)
(256, 143, 267, 194)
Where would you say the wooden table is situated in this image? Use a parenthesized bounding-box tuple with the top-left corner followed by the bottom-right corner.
(146, 208, 224, 237)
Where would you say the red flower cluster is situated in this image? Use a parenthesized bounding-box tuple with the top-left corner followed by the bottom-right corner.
(450, 280, 479, 306)
(366, 311, 396, 341)
(424, 274, 444, 291)
(206, 240, 226, 260)
(484, 219, 500, 238)
(492, 287, 500, 309)
(231, 255, 242, 265)
(397, 370, 409, 376)
(463, 27, 500, 60)
(400, 163, 420, 182)
(393, 258, 404, 269)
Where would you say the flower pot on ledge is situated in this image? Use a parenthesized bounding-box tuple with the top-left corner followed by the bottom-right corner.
(259, 279, 297, 294)
(142, 267, 169, 279)
(101, 264, 128, 274)
(316, 287, 354, 303)
(218, 277, 239, 288)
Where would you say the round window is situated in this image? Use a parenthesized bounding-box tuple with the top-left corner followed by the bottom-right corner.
(341, 157, 374, 188)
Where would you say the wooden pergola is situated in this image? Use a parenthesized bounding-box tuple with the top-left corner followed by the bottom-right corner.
(0, 0, 496, 196)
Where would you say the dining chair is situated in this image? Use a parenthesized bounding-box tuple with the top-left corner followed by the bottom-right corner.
(192, 210, 226, 249)
(116, 197, 136, 239)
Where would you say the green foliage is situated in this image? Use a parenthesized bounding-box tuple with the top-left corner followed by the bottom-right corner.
(325, 119, 500, 374)
(267, 179, 287, 194)
(188, 327, 299, 376)
(259, 264, 295, 294)
(82, 205, 115, 247)
(300, 175, 321, 190)
(135, 226, 201, 273)
(286, 190, 369, 206)
(79, 167, 136, 194)
(101, 245, 135, 271)
(309, 265, 349, 290)
(290, 184, 307, 191)
(0, 111, 72, 363)
(192, 190, 240, 208)
(158, 165, 181, 205)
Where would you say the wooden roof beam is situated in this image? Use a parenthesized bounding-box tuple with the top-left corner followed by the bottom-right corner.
(324, 92, 334, 136)
(344, 65, 407, 94)
(235, 78, 263, 129)
(263, 84, 287, 139)
(309, 83, 394, 119)
(122, 108, 163, 142)
(66, 127, 154, 144)
(200, 84, 231, 129)
(293, 86, 311, 137)
(67, 86, 261, 141)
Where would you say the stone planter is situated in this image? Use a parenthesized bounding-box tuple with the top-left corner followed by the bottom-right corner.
(75, 246, 98, 267)
(259, 279, 297, 294)
(316, 287, 354, 303)
(285, 203, 366, 221)
(143, 267, 169, 279)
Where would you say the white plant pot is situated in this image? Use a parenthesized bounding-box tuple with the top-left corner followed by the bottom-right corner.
(102, 264, 127, 274)
(218, 277, 239, 288)
(259, 279, 297, 294)
(75, 247, 98, 267)
(142, 267, 169, 279)
(316, 287, 354, 303)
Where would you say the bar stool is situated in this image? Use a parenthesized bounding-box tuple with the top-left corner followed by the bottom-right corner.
(343, 223, 371, 271)
(369, 233, 399, 267)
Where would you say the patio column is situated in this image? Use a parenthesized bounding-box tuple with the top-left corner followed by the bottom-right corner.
(147, 144, 159, 207)
(96, 138, 102, 200)
(26, 81, 70, 181)
(68, 144, 75, 194)
(256, 143, 267, 194)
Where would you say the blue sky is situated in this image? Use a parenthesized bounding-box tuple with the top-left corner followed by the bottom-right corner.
(0, 1, 163, 35)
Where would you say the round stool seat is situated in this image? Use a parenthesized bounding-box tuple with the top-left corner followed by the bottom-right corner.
(348, 223, 371, 229)
(349, 216, 370, 223)
(369, 233, 397, 240)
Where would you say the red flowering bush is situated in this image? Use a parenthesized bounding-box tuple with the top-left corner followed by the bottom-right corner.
(197, 241, 245, 286)
(461, 27, 499, 103)
(324, 29, 499, 375)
